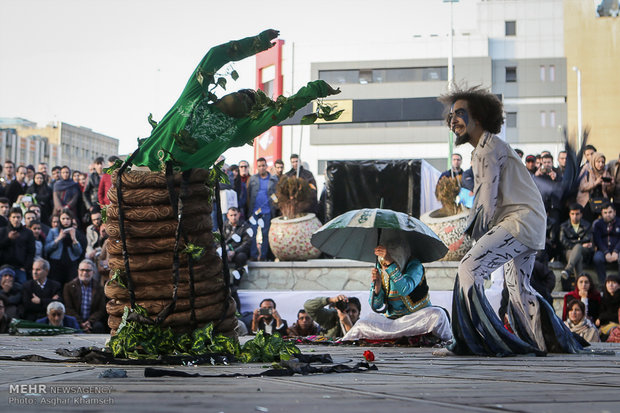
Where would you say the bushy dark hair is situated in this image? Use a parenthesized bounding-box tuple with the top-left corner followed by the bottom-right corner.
(347, 297, 361, 313)
(438, 85, 504, 134)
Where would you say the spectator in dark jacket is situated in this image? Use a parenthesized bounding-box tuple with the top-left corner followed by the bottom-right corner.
(22, 258, 62, 321)
(26, 172, 53, 225)
(223, 207, 252, 283)
(5, 165, 27, 206)
(63, 259, 106, 333)
(595, 274, 620, 339)
(592, 203, 620, 285)
(82, 157, 104, 212)
(559, 203, 593, 284)
(286, 309, 321, 337)
(36, 301, 81, 331)
(0, 265, 23, 319)
(0, 207, 35, 284)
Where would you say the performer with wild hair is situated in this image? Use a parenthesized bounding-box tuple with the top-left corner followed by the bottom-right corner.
(437, 86, 584, 356)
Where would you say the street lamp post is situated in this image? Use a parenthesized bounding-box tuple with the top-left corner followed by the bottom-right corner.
(572, 66, 582, 148)
(444, 0, 459, 170)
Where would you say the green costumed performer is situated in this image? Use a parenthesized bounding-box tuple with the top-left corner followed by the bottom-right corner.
(129, 29, 341, 171)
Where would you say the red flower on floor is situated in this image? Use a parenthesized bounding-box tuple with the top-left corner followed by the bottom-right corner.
(363, 350, 375, 362)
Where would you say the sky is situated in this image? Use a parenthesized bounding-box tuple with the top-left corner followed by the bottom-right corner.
(0, 0, 477, 162)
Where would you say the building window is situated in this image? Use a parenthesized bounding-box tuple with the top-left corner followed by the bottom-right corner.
(540, 65, 546, 81)
(506, 112, 517, 128)
(319, 66, 448, 84)
(505, 67, 517, 83)
(540, 111, 547, 127)
(549, 65, 555, 82)
(505, 21, 516, 36)
(550, 111, 556, 128)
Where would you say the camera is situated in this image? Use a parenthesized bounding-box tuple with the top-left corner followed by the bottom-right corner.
(334, 299, 348, 312)
(602, 176, 612, 183)
(259, 308, 272, 316)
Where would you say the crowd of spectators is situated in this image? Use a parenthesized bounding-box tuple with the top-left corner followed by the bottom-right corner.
(521, 147, 619, 342)
(0, 156, 118, 333)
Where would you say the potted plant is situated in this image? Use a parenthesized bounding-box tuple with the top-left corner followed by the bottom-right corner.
(268, 176, 322, 261)
(420, 176, 473, 261)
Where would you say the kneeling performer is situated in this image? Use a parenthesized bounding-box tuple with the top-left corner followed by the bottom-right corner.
(342, 242, 451, 342)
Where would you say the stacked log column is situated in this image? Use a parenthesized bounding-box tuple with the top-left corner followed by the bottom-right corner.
(104, 169, 237, 337)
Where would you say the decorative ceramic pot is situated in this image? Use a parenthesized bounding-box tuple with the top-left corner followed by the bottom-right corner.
(268, 213, 322, 261)
(420, 208, 473, 261)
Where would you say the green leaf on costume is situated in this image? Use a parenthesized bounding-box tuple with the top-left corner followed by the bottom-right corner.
(320, 105, 332, 115)
(300, 113, 318, 125)
(207, 92, 218, 103)
(322, 109, 345, 122)
(148, 113, 158, 130)
(182, 243, 205, 260)
(231, 70, 239, 81)
(173, 129, 199, 154)
(101, 206, 107, 224)
(217, 77, 227, 90)
(212, 231, 222, 244)
(103, 159, 124, 175)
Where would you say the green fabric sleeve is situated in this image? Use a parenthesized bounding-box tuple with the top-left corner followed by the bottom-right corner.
(303, 297, 338, 330)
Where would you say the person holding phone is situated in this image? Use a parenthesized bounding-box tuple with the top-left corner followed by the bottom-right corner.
(577, 152, 615, 222)
(251, 298, 287, 336)
(44, 208, 85, 286)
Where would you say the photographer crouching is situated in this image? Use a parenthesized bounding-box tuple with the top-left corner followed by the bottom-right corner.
(304, 295, 361, 339)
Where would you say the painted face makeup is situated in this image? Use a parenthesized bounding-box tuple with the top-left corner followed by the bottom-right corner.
(451, 108, 471, 145)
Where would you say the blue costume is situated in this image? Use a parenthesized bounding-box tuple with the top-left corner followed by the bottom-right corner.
(370, 258, 430, 318)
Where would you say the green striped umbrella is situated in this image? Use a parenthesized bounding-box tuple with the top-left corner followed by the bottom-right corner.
(311, 208, 447, 263)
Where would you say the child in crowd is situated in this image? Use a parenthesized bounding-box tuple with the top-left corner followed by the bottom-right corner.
(27, 219, 44, 258)
(595, 274, 620, 341)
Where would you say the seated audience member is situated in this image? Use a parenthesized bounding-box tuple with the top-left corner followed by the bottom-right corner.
(559, 203, 593, 284)
(0, 207, 35, 285)
(63, 259, 106, 333)
(0, 265, 23, 319)
(0, 197, 10, 227)
(85, 209, 104, 260)
(36, 301, 81, 331)
(304, 295, 361, 339)
(562, 273, 600, 322)
(564, 299, 600, 343)
(595, 274, 620, 339)
(0, 296, 11, 333)
(27, 204, 50, 236)
(577, 152, 614, 223)
(22, 258, 62, 321)
(27, 220, 44, 259)
(44, 208, 85, 286)
(287, 309, 321, 337)
(251, 298, 288, 336)
(222, 207, 252, 284)
(592, 203, 620, 285)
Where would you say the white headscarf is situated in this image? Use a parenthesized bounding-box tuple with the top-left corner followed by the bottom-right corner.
(380, 237, 411, 271)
